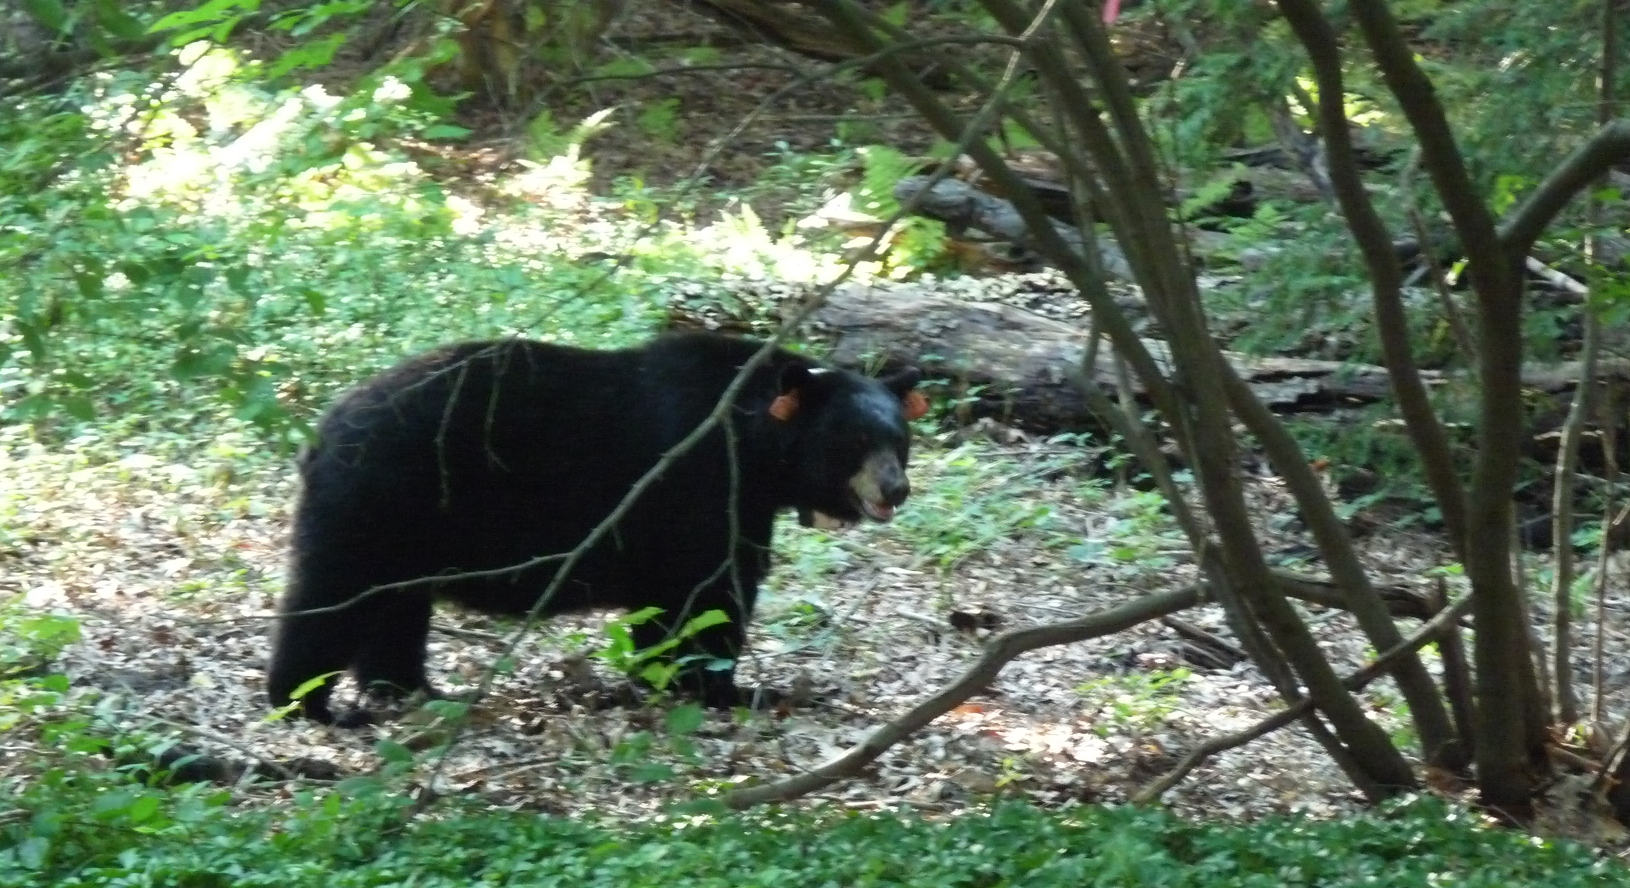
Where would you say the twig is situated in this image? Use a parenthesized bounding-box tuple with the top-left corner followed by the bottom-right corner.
(1526, 257, 1590, 296)
(568, 62, 804, 84)
(1160, 615, 1247, 665)
(1400, 148, 1478, 360)
(1432, 577, 1478, 761)
(1592, 385, 1623, 723)
(1561, 3, 1619, 727)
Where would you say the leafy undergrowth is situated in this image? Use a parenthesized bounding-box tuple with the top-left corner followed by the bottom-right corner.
(1, 771, 1620, 888)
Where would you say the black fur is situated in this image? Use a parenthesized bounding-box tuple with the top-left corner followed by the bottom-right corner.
(266, 332, 921, 725)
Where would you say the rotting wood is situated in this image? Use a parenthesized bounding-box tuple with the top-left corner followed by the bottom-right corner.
(799, 281, 1628, 433)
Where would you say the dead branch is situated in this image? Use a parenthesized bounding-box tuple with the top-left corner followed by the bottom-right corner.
(1269, 572, 1435, 622)
(894, 176, 1134, 280)
(1161, 616, 1248, 668)
(722, 586, 1203, 809)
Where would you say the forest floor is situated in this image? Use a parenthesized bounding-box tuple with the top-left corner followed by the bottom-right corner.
(7, 384, 1628, 843)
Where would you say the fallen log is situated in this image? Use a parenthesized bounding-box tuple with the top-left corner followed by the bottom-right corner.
(798, 280, 1626, 433)
(894, 174, 1443, 276)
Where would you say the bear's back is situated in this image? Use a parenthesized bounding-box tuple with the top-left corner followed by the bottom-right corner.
(296, 334, 795, 554)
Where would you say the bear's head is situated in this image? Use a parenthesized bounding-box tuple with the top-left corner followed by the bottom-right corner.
(767, 363, 928, 530)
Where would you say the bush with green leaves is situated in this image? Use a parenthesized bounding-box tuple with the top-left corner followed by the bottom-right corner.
(0, 606, 80, 733)
(1, 766, 1623, 888)
(0, 44, 670, 446)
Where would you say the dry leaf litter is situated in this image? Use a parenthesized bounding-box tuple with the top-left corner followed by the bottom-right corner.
(9, 393, 1630, 841)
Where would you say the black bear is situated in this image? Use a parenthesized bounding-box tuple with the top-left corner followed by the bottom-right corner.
(266, 332, 927, 725)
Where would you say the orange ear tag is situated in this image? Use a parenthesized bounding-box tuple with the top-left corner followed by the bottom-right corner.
(769, 391, 801, 421)
(902, 390, 930, 421)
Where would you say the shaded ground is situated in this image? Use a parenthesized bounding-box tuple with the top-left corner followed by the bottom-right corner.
(15, 399, 1611, 831)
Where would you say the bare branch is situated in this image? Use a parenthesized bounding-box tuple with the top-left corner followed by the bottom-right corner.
(1275, 0, 1469, 557)
(723, 587, 1204, 809)
(1499, 120, 1630, 258)
(1553, 5, 1622, 727)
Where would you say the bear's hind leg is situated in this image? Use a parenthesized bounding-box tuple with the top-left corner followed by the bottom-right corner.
(266, 581, 369, 725)
(351, 590, 436, 704)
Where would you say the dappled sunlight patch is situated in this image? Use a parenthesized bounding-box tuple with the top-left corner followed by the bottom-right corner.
(85, 43, 446, 232)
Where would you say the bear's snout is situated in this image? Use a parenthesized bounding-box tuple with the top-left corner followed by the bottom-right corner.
(878, 468, 910, 507)
(847, 450, 911, 522)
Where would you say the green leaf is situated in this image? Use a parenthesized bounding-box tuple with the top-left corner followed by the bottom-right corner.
(224, 263, 251, 296)
(597, 58, 657, 78)
(119, 260, 152, 285)
(289, 671, 340, 700)
(17, 836, 48, 870)
(375, 739, 415, 764)
(639, 662, 678, 688)
(621, 606, 666, 625)
(420, 124, 472, 141)
(22, 0, 69, 33)
(208, 15, 242, 42)
(58, 395, 96, 421)
(266, 33, 346, 79)
(678, 47, 721, 65)
(678, 609, 731, 636)
(93, 0, 146, 40)
(126, 793, 162, 824)
(172, 344, 236, 380)
(75, 272, 104, 299)
(664, 703, 705, 735)
(334, 775, 384, 798)
(148, 0, 254, 34)
(422, 699, 469, 721)
(93, 787, 138, 816)
(630, 762, 675, 783)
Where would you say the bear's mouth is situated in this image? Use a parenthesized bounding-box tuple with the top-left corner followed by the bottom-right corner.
(796, 496, 896, 531)
(797, 450, 908, 530)
(856, 496, 895, 522)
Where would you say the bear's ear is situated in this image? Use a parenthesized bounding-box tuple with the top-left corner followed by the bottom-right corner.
(883, 367, 928, 420)
(902, 390, 930, 421)
(769, 365, 813, 422)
